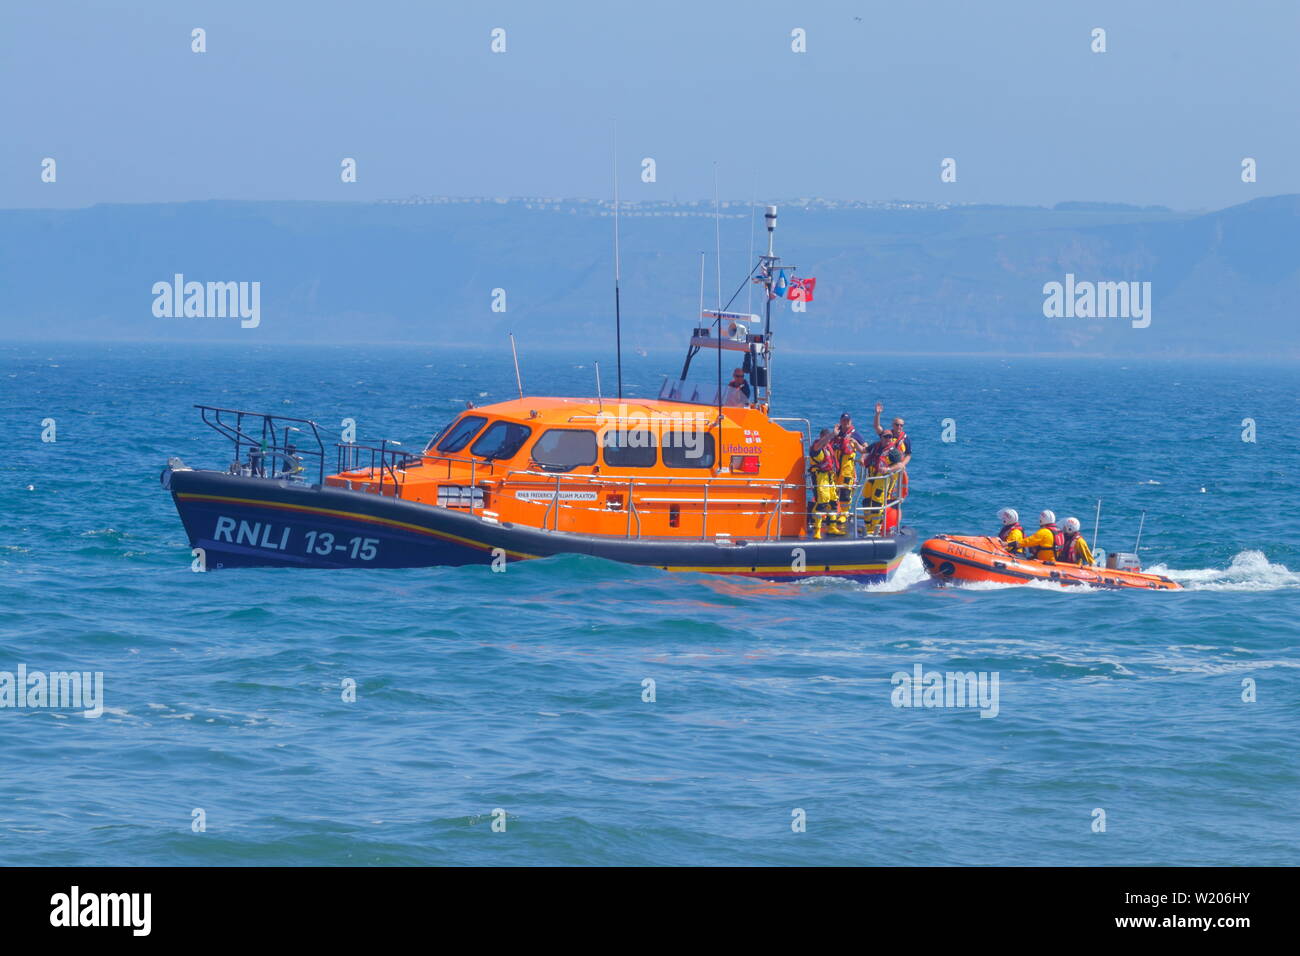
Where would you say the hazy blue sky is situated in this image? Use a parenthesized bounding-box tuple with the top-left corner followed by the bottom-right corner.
(3, 0, 1296, 210)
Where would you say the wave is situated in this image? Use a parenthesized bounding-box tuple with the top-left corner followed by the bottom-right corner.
(1149, 550, 1300, 591)
(856, 553, 932, 593)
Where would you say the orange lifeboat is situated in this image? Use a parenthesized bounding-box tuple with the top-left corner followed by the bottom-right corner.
(160, 206, 918, 583)
(920, 535, 1181, 590)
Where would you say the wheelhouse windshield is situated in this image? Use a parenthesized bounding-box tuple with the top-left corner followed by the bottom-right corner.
(470, 421, 532, 461)
(431, 415, 487, 454)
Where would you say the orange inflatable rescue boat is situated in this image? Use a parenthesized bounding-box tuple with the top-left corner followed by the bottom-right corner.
(920, 535, 1181, 590)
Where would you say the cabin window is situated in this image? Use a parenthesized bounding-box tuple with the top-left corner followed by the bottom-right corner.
(531, 428, 598, 472)
(601, 427, 658, 468)
(470, 420, 532, 461)
(434, 415, 487, 454)
(662, 430, 715, 469)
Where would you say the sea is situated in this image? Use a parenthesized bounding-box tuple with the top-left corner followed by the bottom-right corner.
(1, 342, 1296, 865)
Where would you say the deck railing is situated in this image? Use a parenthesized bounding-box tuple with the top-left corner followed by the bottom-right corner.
(489, 467, 906, 542)
(197, 405, 326, 484)
(334, 441, 420, 496)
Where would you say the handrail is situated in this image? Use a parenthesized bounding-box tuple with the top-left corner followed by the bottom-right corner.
(336, 440, 419, 496)
(849, 471, 907, 537)
(494, 467, 803, 541)
(197, 404, 326, 484)
(499, 468, 793, 488)
(338, 451, 904, 543)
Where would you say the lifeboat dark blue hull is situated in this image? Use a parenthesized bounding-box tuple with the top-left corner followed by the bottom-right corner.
(163, 467, 917, 582)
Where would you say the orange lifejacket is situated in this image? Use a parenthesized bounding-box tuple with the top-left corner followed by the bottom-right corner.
(863, 436, 896, 473)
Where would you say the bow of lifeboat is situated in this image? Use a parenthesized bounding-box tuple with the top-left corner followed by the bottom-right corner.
(919, 534, 1180, 590)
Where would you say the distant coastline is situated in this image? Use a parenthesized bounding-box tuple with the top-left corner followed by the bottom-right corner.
(0, 194, 1294, 356)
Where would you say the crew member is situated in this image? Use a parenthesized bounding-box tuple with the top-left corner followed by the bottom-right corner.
(1019, 509, 1065, 562)
(830, 413, 866, 535)
(807, 429, 839, 540)
(860, 434, 902, 534)
(872, 403, 912, 474)
(997, 508, 1025, 550)
(1057, 516, 1095, 566)
(725, 367, 750, 405)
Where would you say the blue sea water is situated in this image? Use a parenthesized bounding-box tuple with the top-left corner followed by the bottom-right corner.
(1, 342, 1297, 866)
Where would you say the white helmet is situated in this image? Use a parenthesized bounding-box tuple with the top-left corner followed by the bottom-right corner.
(1063, 517, 1081, 533)
(1039, 509, 1056, 525)
(998, 508, 1018, 524)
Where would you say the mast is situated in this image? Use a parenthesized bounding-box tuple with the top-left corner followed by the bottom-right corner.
(760, 205, 778, 406)
(674, 205, 784, 412)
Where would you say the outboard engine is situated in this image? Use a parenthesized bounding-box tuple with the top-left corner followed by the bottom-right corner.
(1106, 551, 1142, 572)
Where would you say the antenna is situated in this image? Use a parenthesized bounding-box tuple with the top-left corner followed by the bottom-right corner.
(713, 164, 723, 312)
(1134, 511, 1146, 553)
(509, 332, 524, 399)
(698, 251, 705, 317)
(745, 173, 757, 316)
(595, 360, 603, 412)
(612, 125, 624, 400)
(713, 164, 723, 461)
(1092, 499, 1102, 556)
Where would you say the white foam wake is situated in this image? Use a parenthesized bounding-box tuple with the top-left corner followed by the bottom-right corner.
(859, 552, 932, 592)
(1148, 550, 1300, 591)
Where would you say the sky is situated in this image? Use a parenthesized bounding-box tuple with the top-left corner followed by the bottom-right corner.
(2, 0, 1297, 211)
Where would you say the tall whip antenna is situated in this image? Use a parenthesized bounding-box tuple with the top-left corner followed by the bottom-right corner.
(698, 251, 706, 325)
(509, 332, 524, 399)
(713, 164, 723, 456)
(745, 172, 757, 316)
(612, 124, 624, 399)
(713, 163, 723, 312)
(1092, 499, 1102, 557)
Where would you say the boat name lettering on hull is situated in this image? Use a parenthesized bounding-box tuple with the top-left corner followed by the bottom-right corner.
(514, 490, 598, 501)
(212, 516, 380, 560)
(214, 515, 291, 551)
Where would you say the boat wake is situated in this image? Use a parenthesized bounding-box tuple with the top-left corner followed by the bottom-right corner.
(1147, 550, 1300, 591)
(857, 553, 932, 593)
